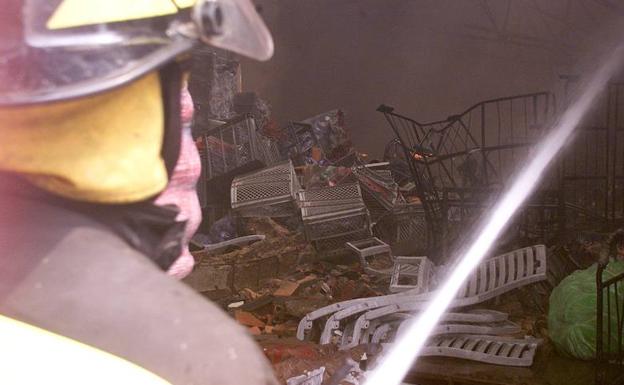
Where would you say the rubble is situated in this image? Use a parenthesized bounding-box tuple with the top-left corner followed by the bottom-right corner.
(187, 213, 555, 379)
(261, 337, 369, 385)
(184, 217, 316, 300)
(202, 235, 266, 253)
(286, 366, 325, 385)
(186, 188, 605, 383)
(187, 95, 621, 383)
(300, 110, 351, 163)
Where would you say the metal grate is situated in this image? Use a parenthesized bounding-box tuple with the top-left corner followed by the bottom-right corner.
(396, 216, 427, 242)
(301, 203, 365, 218)
(374, 203, 428, 253)
(299, 183, 364, 206)
(231, 160, 300, 218)
(235, 161, 293, 182)
(257, 134, 283, 166)
(299, 183, 372, 255)
(305, 210, 370, 240)
(201, 116, 258, 180)
(346, 237, 394, 275)
(235, 183, 292, 202)
(361, 188, 390, 223)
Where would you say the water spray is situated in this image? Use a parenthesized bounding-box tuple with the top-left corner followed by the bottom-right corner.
(364, 44, 624, 385)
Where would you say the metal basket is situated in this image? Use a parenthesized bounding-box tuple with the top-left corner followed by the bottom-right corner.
(353, 164, 403, 223)
(257, 134, 283, 166)
(231, 161, 300, 217)
(346, 237, 394, 275)
(298, 183, 364, 207)
(199, 115, 281, 181)
(304, 208, 370, 240)
(299, 183, 372, 255)
(374, 203, 428, 252)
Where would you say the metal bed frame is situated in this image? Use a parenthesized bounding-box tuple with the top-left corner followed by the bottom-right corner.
(596, 260, 624, 385)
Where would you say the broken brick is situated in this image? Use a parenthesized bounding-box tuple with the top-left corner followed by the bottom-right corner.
(274, 280, 300, 297)
(234, 310, 265, 327)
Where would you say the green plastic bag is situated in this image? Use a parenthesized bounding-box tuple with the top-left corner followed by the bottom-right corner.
(548, 261, 624, 360)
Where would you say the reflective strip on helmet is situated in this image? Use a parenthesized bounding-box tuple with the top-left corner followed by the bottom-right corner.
(47, 0, 196, 30)
(0, 314, 173, 385)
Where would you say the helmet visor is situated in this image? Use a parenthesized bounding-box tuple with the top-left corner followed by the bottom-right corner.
(0, 0, 273, 106)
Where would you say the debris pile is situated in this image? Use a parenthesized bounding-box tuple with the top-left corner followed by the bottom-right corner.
(296, 245, 547, 366)
(187, 96, 618, 384)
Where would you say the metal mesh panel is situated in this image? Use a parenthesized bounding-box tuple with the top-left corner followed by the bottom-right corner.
(306, 211, 370, 240)
(231, 160, 299, 217)
(394, 207, 427, 242)
(361, 188, 389, 223)
(301, 203, 365, 219)
(236, 159, 292, 182)
(374, 204, 427, 251)
(299, 183, 363, 205)
(299, 183, 372, 253)
(235, 183, 291, 202)
(200, 115, 275, 181)
(396, 215, 427, 242)
(257, 135, 283, 166)
(235, 201, 296, 218)
(312, 229, 372, 255)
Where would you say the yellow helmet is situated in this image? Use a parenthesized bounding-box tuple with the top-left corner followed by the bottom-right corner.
(0, 0, 273, 203)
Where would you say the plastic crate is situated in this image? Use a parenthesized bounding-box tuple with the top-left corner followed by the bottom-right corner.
(199, 115, 280, 181)
(374, 203, 428, 253)
(389, 256, 434, 293)
(299, 183, 372, 255)
(231, 161, 300, 218)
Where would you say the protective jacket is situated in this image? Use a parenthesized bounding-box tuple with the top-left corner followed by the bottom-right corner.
(0, 176, 278, 385)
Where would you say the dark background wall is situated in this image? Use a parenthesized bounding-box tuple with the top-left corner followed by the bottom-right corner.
(241, 0, 623, 157)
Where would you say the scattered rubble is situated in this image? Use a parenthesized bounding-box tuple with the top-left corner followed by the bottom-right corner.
(187, 101, 619, 383)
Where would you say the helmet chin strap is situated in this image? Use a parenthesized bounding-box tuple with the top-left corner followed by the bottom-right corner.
(159, 61, 185, 178)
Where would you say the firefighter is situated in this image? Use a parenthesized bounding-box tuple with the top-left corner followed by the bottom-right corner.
(0, 1, 276, 384)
